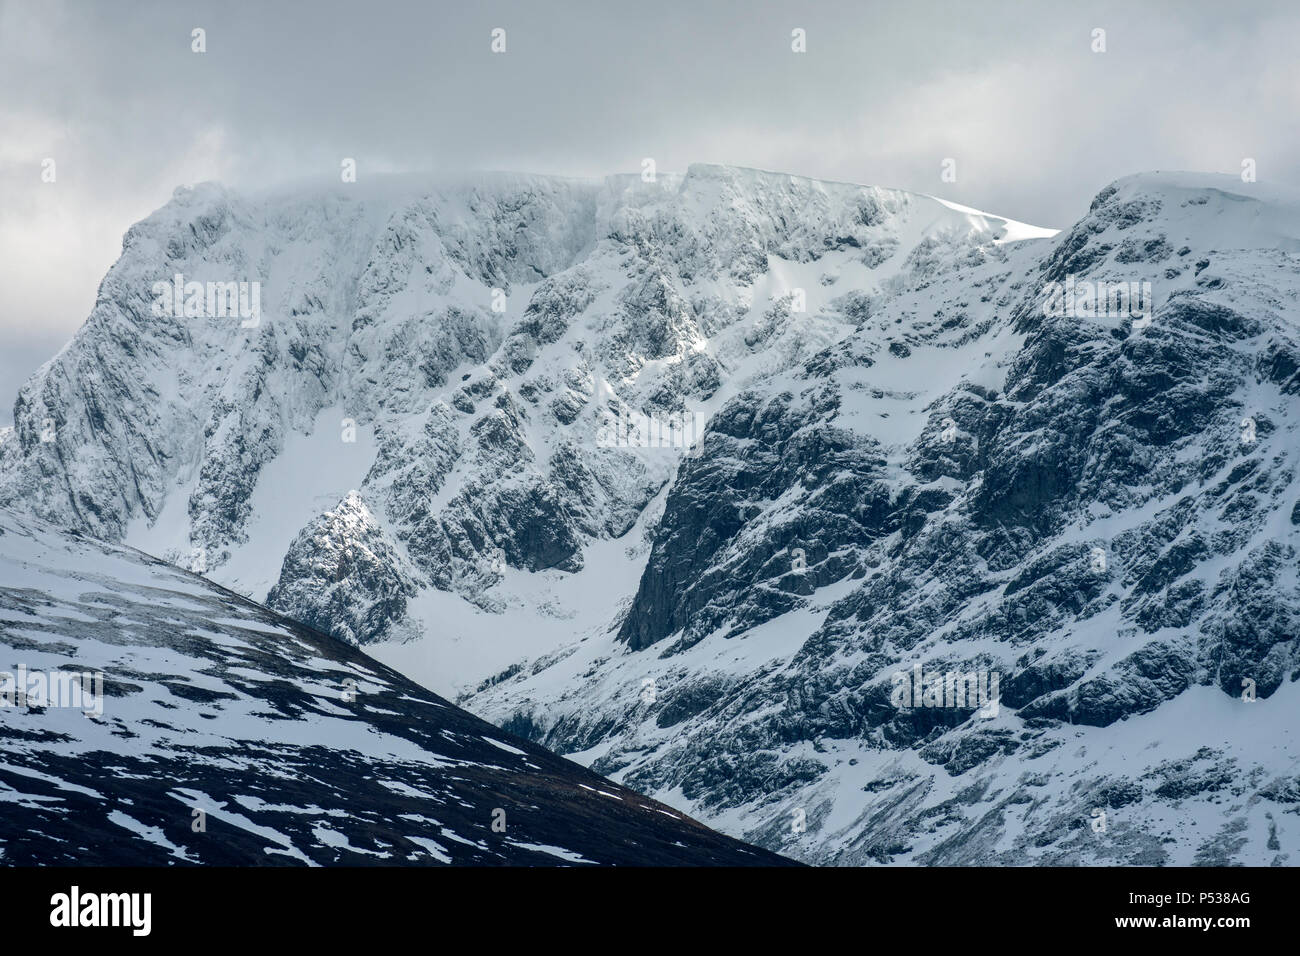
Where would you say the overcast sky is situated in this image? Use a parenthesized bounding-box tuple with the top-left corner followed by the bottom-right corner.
(2, 0, 1298, 423)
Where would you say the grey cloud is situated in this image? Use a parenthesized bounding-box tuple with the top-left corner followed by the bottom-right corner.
(2, 0, 1297, 421)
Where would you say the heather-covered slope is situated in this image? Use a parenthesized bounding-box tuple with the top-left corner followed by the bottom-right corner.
(0, 509, 792, 866)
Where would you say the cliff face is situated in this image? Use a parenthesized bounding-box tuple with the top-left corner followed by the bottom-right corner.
(468, 173, 1300, 865)
(5, 165, 1297, 865)
(0, 165, 1031, 686)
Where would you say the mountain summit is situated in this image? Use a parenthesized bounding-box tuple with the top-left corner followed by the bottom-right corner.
(0, 164, 1050, 687)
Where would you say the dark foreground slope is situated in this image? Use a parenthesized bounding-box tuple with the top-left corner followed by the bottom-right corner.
(0, 511, 793, 866)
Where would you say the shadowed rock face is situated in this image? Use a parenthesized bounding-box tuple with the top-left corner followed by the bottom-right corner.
(471, 173, 1300, 866)
(0, 511, 795, 866)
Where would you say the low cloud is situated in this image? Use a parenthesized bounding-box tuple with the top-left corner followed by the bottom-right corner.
(2, 0, 1297, 421)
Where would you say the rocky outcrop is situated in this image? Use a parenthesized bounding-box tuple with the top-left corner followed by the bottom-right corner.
(267, 491, 420, 646)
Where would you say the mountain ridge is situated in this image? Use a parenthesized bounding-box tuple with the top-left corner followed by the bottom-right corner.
(3, 165, 1297, 866)
(0, 163, 1048, 689)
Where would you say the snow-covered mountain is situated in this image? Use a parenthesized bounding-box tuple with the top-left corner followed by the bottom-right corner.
(0, 164, 1044, 686)
(469, 172, 1300, 865)
(2, 165, 1297, 866)
(0, 509, 791, 865)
